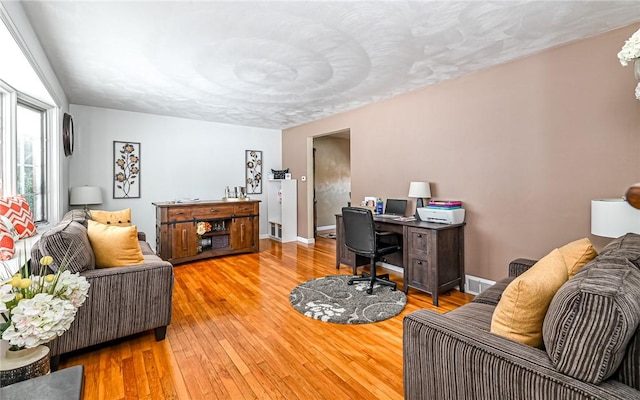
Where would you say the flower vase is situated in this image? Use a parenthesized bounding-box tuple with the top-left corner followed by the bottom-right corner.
(0, 340, 50, 387)
(635, 60, 640, 80)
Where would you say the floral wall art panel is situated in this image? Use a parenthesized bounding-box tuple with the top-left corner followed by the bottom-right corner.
(113, 141, 141, 199)
(246, 150, 262, 194)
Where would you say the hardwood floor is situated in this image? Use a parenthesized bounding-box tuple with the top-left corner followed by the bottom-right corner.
(59, 237, 473, 399)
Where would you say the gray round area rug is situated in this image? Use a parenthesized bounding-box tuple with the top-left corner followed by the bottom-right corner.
(289, 275, 407, 324)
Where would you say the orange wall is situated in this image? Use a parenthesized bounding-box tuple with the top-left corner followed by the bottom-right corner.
(283, 24, 640, 281)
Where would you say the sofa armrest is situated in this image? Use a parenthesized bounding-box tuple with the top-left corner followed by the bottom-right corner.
(46, 260, 174, 357)
(138, 231, 146, 241)
(403, 309, 638, 400)
(508, 258, 537, 277)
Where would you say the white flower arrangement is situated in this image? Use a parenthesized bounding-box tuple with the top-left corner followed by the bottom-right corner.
(0, 248, 90, 349)
(617, 28, 640, 66)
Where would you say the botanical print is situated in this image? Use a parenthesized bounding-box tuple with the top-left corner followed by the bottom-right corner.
(113, 141, 141, 198)
(245, 150, 262, 194)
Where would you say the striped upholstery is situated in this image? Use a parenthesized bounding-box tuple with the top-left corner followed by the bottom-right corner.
(31, 221, 95, 273)
(472, 277, 515, 306)
(404, 250, 640, 400)
(403, 310, 638, 399)
(31, 211, 174, 357)
(600, 233, 640, 267)
(615, 327, 640, 391)
(45, 240, 174, 357)
(543, 255, 640, 384)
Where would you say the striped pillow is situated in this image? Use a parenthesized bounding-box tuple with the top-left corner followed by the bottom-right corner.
(0, 195, 37, 239)
(543, 256, 640, 384)
(30, 221, 95, 273)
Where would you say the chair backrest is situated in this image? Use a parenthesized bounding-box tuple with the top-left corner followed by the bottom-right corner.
(342, 207, 376, 257)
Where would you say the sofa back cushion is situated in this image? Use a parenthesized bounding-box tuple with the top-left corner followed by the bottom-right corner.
(542, 255, 640, 384)
(31, 220, 95, 273)
(599, 232, 640, 267)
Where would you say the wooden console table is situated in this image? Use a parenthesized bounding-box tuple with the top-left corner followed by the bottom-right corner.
(153, 200, 260, 264)
(335, 214, 465, 306)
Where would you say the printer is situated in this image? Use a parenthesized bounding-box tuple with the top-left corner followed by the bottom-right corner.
(416, 207, 466, 224)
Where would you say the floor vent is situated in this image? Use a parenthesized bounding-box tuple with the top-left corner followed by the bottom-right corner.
(465, 275, 496, 296)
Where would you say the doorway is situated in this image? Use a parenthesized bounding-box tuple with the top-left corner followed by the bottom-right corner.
(312, 130, 351, 239)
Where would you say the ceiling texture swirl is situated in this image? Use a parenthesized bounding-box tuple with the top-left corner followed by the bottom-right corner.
(19, 1, 640, 129)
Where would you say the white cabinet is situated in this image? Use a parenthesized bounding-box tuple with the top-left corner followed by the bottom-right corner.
(268, 179, 297, 242)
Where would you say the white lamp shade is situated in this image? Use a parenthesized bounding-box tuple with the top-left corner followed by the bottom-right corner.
(408, 182, 432, 198)
(70, 186, 103, 206)
(591, 198, 640, 238)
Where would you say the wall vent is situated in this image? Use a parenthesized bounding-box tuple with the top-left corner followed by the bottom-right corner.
(465, 275, 497, 296)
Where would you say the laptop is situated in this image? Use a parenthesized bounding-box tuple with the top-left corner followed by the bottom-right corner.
(377, 199, 407, 218)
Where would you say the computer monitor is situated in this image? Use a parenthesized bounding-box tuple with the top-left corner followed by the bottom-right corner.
(384, 199, 407, 216)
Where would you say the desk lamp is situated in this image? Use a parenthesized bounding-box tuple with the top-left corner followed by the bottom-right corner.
(591, 198, 640, 238)
(408, 182, 432, 208)
(70, 186, 103, 211)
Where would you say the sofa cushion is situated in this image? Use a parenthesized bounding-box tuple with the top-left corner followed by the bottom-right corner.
(542, 256, 640, 384)
(61, 209, 89, 227)
(31, 221, 95, 273)
(87, 220, 144, 268)
(90, 208, 132, 227)
(472, 276, 515, 306)
(446, 302, 495, 331)
(600, 232, 640, 268)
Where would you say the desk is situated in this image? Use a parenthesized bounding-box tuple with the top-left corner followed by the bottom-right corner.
(335, 214, 465, 306)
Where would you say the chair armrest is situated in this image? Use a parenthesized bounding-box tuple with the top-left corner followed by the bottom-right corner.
(508, 258, 537, 277)
(403, 310, 637, 400)
(138, 231, 146, 241)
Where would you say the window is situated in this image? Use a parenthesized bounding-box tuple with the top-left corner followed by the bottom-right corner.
(16, 101, 47, 222)
(1, 16, 59, 227)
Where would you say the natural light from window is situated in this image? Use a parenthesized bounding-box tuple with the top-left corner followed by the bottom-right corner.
(0, 19, 53, 104)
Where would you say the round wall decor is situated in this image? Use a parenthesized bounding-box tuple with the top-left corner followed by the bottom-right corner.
(63, 112, 74, 156)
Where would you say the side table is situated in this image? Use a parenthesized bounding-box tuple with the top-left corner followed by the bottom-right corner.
(0, 365, 84, 400)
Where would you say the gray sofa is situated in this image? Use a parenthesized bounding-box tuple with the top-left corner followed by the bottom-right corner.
(30, 210, 174, 366)
(404, 233, 640, 400)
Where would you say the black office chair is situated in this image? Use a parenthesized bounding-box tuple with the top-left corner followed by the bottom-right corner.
(342, 207, 400, 294)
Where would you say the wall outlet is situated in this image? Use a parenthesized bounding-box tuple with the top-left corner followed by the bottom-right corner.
(301, 176, 306, 181)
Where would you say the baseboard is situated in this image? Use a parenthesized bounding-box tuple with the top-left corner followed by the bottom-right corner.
(298, 236, 315, 244)
(317, 225, 336, 232)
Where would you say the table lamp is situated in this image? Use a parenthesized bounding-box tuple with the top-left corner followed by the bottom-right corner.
(70, 186, 103, 211)
(591, 198, 640, 238)
(408, 182, 432, 208)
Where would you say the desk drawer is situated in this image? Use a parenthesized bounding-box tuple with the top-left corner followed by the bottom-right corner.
(407, 227, 432, 257)
(374, 221, 403, 234)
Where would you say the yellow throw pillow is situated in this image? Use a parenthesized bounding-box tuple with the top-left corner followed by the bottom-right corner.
(490, 248, 568, 347)
(90, 208, 132, 227)
(87, 220, 144, 268)
(557, 238, 597, 278)
(490, 238, 597, 347)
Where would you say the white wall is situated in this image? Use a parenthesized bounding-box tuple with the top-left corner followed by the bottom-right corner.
(69, 105, 281, 247)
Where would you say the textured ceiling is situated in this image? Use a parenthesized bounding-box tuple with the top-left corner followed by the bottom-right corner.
(20, 1, 640, 129)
